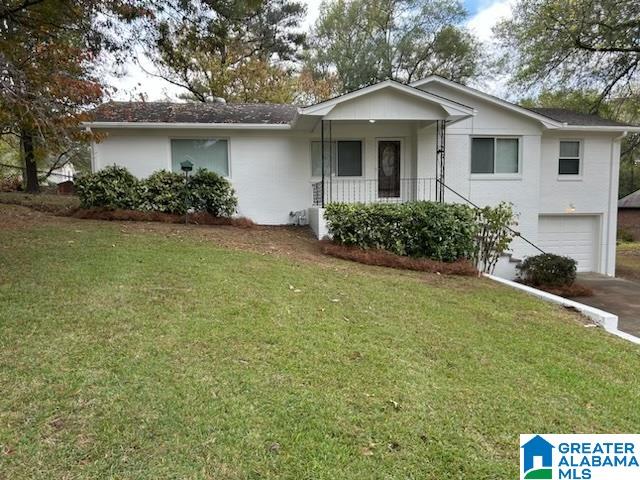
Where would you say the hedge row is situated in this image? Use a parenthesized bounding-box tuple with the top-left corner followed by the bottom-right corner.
(324, 201, 478, 262)
(76, 166, 237, 217)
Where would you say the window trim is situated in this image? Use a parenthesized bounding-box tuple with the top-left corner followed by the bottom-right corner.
(310, 138, 365, 179)
(470, 136, 522, 179)
(558, 138, 583, 180)
(169, 136, 231, 179)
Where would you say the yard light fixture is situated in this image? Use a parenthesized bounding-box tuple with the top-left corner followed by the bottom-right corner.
(180, 160, 194, 224)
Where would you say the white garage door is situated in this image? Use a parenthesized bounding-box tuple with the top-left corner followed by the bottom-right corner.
(537, 215, 599, 272)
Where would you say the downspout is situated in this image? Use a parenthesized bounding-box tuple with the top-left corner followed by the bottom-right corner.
(606, 131, 627, 276)
(321, 120, 325, 208)
(85, 126, 95, 172)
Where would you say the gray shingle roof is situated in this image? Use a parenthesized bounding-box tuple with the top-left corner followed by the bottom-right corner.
(619, 189, 640, 208)
(90, 101, 298, 124)
(528, 108, 633, 127)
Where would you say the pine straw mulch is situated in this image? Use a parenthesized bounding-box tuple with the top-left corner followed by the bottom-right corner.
(319, 241, 478, 276)
(519, 281, 594, 298)
(70, 208, 255, 228)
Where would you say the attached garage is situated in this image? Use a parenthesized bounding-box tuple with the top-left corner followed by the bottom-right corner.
(537, 215, 600, 272)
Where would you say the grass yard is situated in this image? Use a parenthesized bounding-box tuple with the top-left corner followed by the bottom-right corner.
(1, 205, 640, 479)
(617, 242, 640, 281)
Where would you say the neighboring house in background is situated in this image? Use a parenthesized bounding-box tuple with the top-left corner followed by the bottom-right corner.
(83, 76, 640, 278)
(49, 162, 76, 184)
(618, 189, 640, 240)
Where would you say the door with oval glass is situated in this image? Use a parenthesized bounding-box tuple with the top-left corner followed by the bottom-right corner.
(378, 140, 401, 198)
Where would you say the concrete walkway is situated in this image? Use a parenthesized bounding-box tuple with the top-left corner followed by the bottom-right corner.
(572, 273, 640, 338)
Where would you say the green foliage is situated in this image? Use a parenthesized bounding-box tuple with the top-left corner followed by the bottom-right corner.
(517, 253, 577, 287)
(77, 167, 238, 217)
(496, 0, 639, 108)
(472, 202, 517, 274)
(149, 0, 305, 103)
(306, 0, 481, 92)
(140, 170, 187, 214)
(76, 165, 141, 210)
(324, 201, 478, 262)
(618, 228, 634, 243)
(188, 169, 237, 217)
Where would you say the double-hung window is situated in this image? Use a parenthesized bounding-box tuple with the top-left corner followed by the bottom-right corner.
(311, 140, 363, 177)
(558, 140, 581, 176)
(170, 139, 229, 176)
(471, 137, 520, 175)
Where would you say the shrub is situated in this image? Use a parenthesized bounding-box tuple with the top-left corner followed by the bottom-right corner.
(76, 165, 141, 209)
(188, 169, 237, 217)
(517, 253, 577, 287)
(472, 202, 518, 274)
(618, 228, 634, 243)
(324, 201, 478, 262)
(140, 170, 187, 214)
(0, 174, 22, 192)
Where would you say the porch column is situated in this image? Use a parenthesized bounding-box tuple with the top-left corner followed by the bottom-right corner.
(435, 120, 446, 202)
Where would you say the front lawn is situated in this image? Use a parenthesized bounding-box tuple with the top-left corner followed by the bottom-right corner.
(617, 242, 640, 281)
(1, 209, 639, 479)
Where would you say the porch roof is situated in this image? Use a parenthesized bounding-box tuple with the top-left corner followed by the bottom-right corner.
(298, 80, 475, 123)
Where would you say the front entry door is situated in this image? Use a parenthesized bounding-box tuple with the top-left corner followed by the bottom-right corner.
(378, 140, 401, 198)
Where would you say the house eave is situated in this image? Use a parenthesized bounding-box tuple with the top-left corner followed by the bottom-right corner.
(81, 121, 293, 130)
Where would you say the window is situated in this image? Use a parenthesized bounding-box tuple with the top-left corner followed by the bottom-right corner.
(311, 140, 363, 177)
(559, 140, 581, 175)
(171, 139, 229, 176)
(471, 137, 519, 174)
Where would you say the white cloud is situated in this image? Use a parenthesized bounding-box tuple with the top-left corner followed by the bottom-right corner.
(466, 0, 515, 99)
(466, 0, 514, 44)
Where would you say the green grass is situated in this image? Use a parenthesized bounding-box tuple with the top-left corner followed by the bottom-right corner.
(617, 242, 640, 281)
(0, 191, 79, 214)
(1, 221, 640, 479)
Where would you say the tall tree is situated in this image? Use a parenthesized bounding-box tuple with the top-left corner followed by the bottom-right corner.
(499, 1, 640, 197)
(145, 0, 306, 103)
(495, 0, 640, 111)
(0, 0, 151, 192)
(305, 0, 482, 94)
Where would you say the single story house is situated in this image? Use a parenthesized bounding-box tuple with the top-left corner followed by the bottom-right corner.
(84, 76, 640, 278)
(618, 189, 640, 240)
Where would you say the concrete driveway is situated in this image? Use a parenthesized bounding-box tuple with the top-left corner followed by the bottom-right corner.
(571, 273, 640, 337)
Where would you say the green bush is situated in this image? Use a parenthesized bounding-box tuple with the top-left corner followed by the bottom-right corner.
(618, 228, 634, 243)
(324, 201, 478, 262)
(76, 166, 238, 218)
(140, 170, 187, 214)
(188, 169, 237, 217)
(76, 165, 141, 209)
(516, 253, 577, 287)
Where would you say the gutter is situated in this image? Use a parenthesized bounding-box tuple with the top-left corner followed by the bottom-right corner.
(81, 122, 292, 130)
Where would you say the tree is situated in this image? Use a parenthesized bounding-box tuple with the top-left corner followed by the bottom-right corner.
(495, 0, 640, 111)
(145, 0, 306, 103)
(305, 0, 482, 94)
(0, 0, 151, 192)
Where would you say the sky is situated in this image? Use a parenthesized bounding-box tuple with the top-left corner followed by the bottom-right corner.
(109, 0, 514, 102)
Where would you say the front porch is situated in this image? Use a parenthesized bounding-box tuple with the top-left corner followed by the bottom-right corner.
(312, 177, 438, 206)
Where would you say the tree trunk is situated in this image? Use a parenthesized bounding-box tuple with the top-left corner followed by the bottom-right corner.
(22, 129, 39, 193)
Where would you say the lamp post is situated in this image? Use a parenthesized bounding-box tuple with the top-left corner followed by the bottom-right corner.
(180, 160, 193, 224)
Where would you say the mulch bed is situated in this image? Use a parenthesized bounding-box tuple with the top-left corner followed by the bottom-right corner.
(70, 208, 255, 228)
(320, 241, 478, 276)
(520, 281, 594, 298)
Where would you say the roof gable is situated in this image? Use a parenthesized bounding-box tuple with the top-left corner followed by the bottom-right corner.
(411, 76, 562, 128)
(300, 80, 474, 119)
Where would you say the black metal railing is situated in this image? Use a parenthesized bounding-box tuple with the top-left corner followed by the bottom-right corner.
(312, 177, 437, 206)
